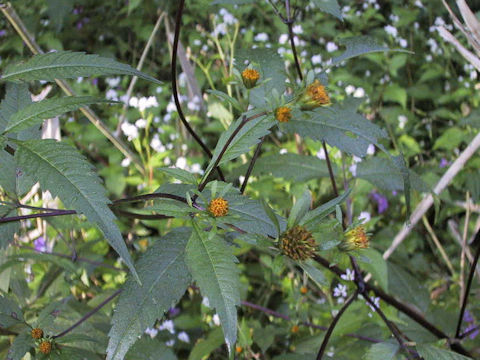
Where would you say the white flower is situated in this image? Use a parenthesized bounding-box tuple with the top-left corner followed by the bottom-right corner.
(156, 86, 163, 93)
(384, 25, 398, 37)
(167, 102, 177, 113)
(333, 284, 347, 298)
(254, 32, 269, 42)
(176, 157, 187, 170)
(353, 87, 365, 98)
(345, 85, 355, 95)
(367, 144, 375, 155)
(279, 148, 288, 155)
(202, 297, 210, 308)
(358, 211, 371, 224)
(212, 314, 221, 326)
(367, 296, 380, 312)
(129, 96, 139, 108)
(145, 327, 158, 338)
(106, 77, 121, 87)
(292, 25, 303, 34)
(398, 38, 408, 48)
(279, 34, 289, 44)
(191, 163, 203, 174)
(150, 135, 165, 152)
(316, 148, 326, 160)
(177, 331, 190, 343)
(213, 23, 227, 37)
(165, 339, 175, 347)
(341, 268, 355, 281)
(135, 118, 147, 129)
(311, 54, 322, 65)
(121, 122, 139, 141)
(121, 158, 131, 167)
(159, 320, 175, 334)
(349, 163, 357, 177)
(326, 42, 338, 52)
(398, 115, 408, 129)
(106, 89, 118, 101)
(414, 0, 424, 8)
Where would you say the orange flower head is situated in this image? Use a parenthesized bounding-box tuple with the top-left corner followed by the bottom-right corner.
(300, 286, 308, 295)
(279, 226, 316, 261)
(31, 328, 43, 339)
(235, 345, 243, 354)
(291, 325, 300, 333)
(300, 80, 331, 110)
(275, 106, 292, 123)
(339, 225, 369, 251)
(39, 341, 52, 355)
(208, 197, 229, 217)
(241, 68, 260, 89)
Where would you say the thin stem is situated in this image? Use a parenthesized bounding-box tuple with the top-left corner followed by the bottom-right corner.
(285, 0, 303, 80)
(240, 137, 265, 194)
(316, 290, 359, 360)
(112, 192, 188, 206)
(53, 289, 122, 339)
(171, 0, 225, 181)
(322, 141, 338, 197)
(455, 230, 480, 338)
(0, 210, 77, 224)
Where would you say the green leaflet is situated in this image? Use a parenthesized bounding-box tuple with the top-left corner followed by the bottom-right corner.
(229, 153, 335, 182)
(6, 332, 34, 360)
(126, 338, 177, 360)
(188, 327, 224, 360)
(287, 189, 312, 228)
(1, 51, 161, 85)
(186, 221, 241, 352)
(416, 344, 473, 360)
(13, 139, 138, 282)
(0, 295, 25, 328)
(363, 341, 399, 360)
(283, 98, 387, 158)
(158, 167, 197, 184)
(202, 112, 275, 182)
(143, 198, 196, 218)
(301, 189, 351, 228)
(330, 36, 408, 67)
(107, 228, 192, 360)
(312, 0, 342, 20)
(4, 96, 115, 134)
(356, 248, 388, 290)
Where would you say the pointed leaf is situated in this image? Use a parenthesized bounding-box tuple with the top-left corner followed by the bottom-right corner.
(301, 189, 351, 227)
(363, 341, 399, 360)
(416, 344, 473, 360)
(287, 189, 311, 228)
(107, 228, 192, 360)
(186, 221, 240, 351)
(6, 332, 34, 360)
(4, 96, 115, 134)
(0, 295, 24, 328)
(158, 167, 197, 184)
(312, 0, 342, 20)
(144, 198, 196, 218)
(14, 139, 138, 281)
(126, 338, 177, 360)
(1, 51, 161, 84)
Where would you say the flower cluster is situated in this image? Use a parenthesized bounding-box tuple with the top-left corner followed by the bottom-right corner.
(339, 225, 369, 251)
(279, 226, 316, 261)
(208, 197, 229, 217)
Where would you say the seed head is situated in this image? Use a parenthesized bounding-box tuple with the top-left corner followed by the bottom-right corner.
(339, 225, 369, 251)
(39, 341, 52, 355)
(275, 106, 292, 123)
(299, 80, 331, 110)
(208, 197, 229, 217)
(279, 225, 316, 261)
(241, 68, 260, 89)
(31, 328, 43, 339)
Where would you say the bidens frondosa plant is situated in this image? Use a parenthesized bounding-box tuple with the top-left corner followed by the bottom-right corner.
(275, 106, 292, 123)
(279, 225, 316, 261)
(299, 79, 331, 110)
(31, 328, 43, 340)
(241, 68, 260, 89)
(339, 225, 369, 251)
(38, 340, 52, 355)
(208, 197, 229, 217)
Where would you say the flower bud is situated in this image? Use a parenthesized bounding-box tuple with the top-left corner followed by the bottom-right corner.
(241, 68, 260, 89)
(208, 197, 229, 217)
(299, 79, 331, 110)
(279, 226, 316, 261)
(31, 328, 43, 339)
(275, 106, 292, 123)
(339, 225, 369, 251)
(39, 341, 52, 355)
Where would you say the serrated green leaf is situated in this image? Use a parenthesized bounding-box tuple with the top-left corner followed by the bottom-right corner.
(6, 332, 34, 360)
(202, 112, 275, 182)
(388, 263, 430, 313)
(143, 198, 196, 218)
(312, 0, 342, 20)
(356, 157, 428, 192)
(107, 228, 191, 360)
(158, 167, 197, 184)
(356, 248, 388, 290)
(230, 153, 335, 182)
(13, 139, 138, 281)
(208, 89, 243, 112)
(48, 346, 103, 360)
(416, 344, 473, 360)
(0, 295, 24, 328)
(301, 189, 351, 227)
(283, 98, 387, 157)
(186, 221, 241, 352)
(1, 51, 161, 85)
(4, 96, 115, 134)
(46, 0, 73, 31)
(287, 189, 311, 228)
(300, 260, 327, 287)
(331, 36, 407, 66)
(363, 341, 399, 360)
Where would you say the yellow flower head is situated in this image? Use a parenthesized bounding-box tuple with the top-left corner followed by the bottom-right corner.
(300, 286, 308, 295)
(39, 341, 52, 355)
(275, 106, 292, 123)
(279, 226, 316, 261)
(299, 79, 331, 110)
(241, 68, 260, 89)
(235, 345, 243, 354)
(31, 328, 43, 339)
(339, 225, 369, 251)
(291, 325, 300, 333)
(208, 197, 229, 217)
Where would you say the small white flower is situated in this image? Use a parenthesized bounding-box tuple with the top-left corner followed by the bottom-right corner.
(414, 0, 424, 8)
(165, 339, 175, 347)
(367, 144, 375, 155)
(121, 122, 139, 141)
(341, 268, 355, 281)
(129, 96, 139, 108)
(279, 148, 288, 155)
(384, 25, 398, 37)
(279, 34, 289, 44)
(333, 284, 347, 298)
(349, 163, 357, 177)
(358, 211, 371, 224)
(398, 38, 408, 48)
(145, 327, 158, 338)
(106, 77, 121, 87)
(367, 296, 380, 312)
(135, 118, 147, 129)
(398, 115, 408, 129)
(159, 320, 175, 334)
(191, 163, 203, 174)
(353, 87, 365, 98)
(213, 23, 227, 37)
(254, 32, 269, 42)
(311, 54, 322, 65)
(150, 135, 165, 153)
(292, 25, 303, 34)
(316, 148, 326, 160)
(202, 297, 210, 308)
(213, 314, 221, 326)
(121, 158, 131, 167)
(176, 157, 187, 170)
(167, 102, 177, 113)
(106, 89, 118, 101)
(326, 42, 338, 52)
(345, 85, 355, 95)
(177, 331, 190, 343)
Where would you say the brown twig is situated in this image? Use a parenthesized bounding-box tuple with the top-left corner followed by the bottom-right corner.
(240, 136, 265, 194)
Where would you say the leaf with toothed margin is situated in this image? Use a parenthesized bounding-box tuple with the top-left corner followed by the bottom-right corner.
(312, 0, 343, 20)
(186, 221, 240, 353)
(107, 228, 192, 360)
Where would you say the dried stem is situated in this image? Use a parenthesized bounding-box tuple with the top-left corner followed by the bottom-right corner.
(285, 0, 303, 80)
(240, 137, 265, 194)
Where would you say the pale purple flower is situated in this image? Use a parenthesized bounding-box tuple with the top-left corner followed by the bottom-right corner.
(168, 307, 180, 317)
(0, 30, 7, 37)
(34, 237, 47, 252)
(370, 191, 388, 214)
(463, 311, 479, 339)
(439, 158, 449, 168)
